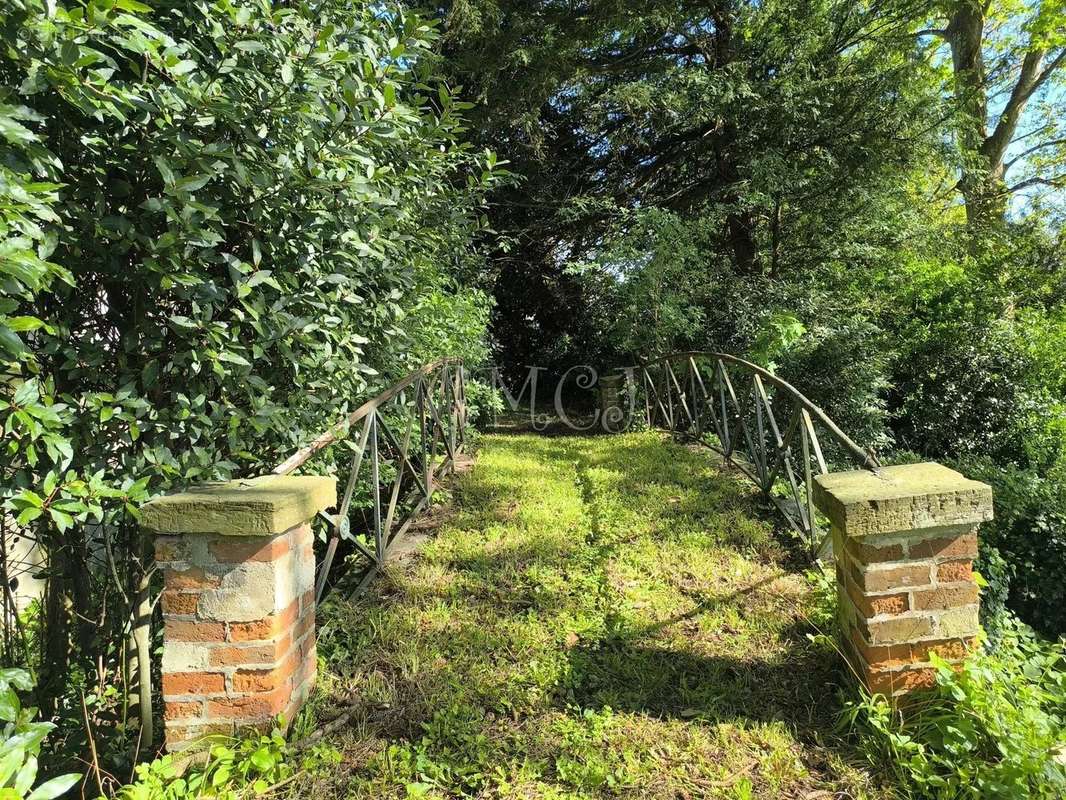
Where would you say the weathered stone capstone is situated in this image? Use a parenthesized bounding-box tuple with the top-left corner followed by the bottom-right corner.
(144, 475, 336, 749)
(814, 463, 992, 699)
(813, 463, 992, 537)
(142, 475, 336, 536)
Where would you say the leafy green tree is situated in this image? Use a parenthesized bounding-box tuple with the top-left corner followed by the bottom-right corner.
(438, 0, 946, 372)
(927, 0, 1066, 231)
(578, 210, 713, 357)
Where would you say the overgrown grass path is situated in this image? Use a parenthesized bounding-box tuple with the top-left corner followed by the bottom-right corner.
(310, 432, 886, 799)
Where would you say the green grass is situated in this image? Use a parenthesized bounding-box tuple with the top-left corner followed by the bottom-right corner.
(306, 431, 888, 798)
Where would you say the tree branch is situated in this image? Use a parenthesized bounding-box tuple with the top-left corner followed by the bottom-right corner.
(1010, 122, 1056, 144)
(1004, 137, 1066, 170)
(984, 46, 1066, 169)
(1032, 48, 1066, 97)
(1007, 172, 1066, 193)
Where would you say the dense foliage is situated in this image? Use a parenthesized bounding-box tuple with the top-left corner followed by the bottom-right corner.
(842, 616, 1066, 798)
(1, 0, 495, 774)
(437, 0, 1066, 637)
(0, 669, 79, 800)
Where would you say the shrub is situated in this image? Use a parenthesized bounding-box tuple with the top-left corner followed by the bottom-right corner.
(402, 288, 494, 370)
(958, 458, 1066, 638)
(973, 540, 1013, 641)
(0, 668, 79, 800)
(887, 319, 1042, 464)
(842, 619, 1066, 799)
(881, 246, 1066, 638)
(464, 378, 504, 429)
(1, 0, 495, 764)
(599, 209, 715, 357)
(777, 318, 894, 461)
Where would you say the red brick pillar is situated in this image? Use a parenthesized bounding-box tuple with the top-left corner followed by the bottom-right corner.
(142, 475, 336, 750)
(813, 463, 992, 699)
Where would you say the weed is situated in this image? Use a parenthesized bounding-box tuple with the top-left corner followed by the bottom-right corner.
(842, 618, 1066, 799)
(111, 726, 340, 800)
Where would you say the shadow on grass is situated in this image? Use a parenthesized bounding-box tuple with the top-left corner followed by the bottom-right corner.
(559, 618, 843, 736)
(460, 435, 844, 734)
(599, 433, 823, 566)
(314, 430, 869, 796)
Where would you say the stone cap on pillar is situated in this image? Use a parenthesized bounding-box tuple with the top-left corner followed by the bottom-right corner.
(141, 475, 337, 536)
(813, 463, 992, 537)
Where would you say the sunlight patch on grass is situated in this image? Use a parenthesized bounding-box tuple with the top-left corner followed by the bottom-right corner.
(309, 431, 889, 798)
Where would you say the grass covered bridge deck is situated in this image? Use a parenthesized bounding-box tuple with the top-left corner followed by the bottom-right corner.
(306, 431, 887, 799)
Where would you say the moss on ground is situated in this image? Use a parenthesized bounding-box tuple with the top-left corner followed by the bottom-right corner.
(306, 431, 889, 799)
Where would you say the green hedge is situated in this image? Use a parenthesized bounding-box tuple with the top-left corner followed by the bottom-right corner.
(1, 0, 496, 764)
(960, 459, 1066, 639)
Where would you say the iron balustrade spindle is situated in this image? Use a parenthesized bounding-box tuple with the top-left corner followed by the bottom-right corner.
(636, 352, 880, 559)
(274, 358, 468, 600)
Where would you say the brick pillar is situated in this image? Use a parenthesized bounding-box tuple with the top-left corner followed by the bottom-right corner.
(599, 374, 623, 423)
(142, 475, 336, 750)
(601, 375, 622, 433)
(813, 463, 992, 699)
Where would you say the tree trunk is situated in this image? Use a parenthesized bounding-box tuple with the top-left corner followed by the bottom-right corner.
(129, 568, 153, 755)
(945, 2, 1055, 233)
(71, 539, 94, 654)
(946, 2, 1004, 231)
(706, 1, 761, 274)
(726, 210, 760, 274)
(40, 545, 70, 716)
(770, 198, 782, 277)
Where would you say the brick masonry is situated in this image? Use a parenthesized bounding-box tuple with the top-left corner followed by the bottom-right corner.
(143, 475, 335, 750)
(815, 463, 992, 700)
(155, 523, 316, 748)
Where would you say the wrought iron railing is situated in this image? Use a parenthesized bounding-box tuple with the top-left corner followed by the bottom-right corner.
(636, 352, 881, 558)
(274, 358, 467, 599)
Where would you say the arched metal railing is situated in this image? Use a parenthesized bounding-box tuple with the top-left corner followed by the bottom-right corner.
(274, 358, 467, 599)
(636, 352, 881, 558)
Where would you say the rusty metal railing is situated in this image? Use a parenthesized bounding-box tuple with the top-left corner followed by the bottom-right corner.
(274, 358, 467, 600)
(637, 352, 881, 558)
